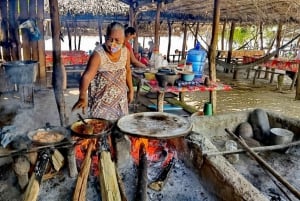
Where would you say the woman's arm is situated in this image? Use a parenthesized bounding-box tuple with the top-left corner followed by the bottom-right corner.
(129, 47, 147, 68)
(72, 51, 100, 113)
(126, 49, 134, 103)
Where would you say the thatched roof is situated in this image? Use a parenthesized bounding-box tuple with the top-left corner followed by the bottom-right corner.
(44, 0, 300, 36)
(45, 0, 300, 24)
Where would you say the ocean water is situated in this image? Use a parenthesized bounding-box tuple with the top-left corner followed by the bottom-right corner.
(45, 34, 200, 56)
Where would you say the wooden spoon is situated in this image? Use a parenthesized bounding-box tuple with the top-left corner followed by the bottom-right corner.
(77, 113, 94, 134)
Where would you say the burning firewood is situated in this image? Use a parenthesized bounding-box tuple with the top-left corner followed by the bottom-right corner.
(73, 141, 94, 201)
(135, 143, 148, 201)
(23, 149, 51, 201)
(148, 157, 175, 191)
(98, 135, 122, 201)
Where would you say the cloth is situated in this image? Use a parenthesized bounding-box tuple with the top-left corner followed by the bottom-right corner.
(88, 45, 128, 121)
(124, 41, 133, 53)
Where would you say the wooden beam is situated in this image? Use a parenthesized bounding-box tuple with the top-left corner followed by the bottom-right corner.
(154, 2, 162, 51)
(49, 0, 67, 126)
(37, 0, 46, 85)
(29, 0, 38, 61)
(181, 23, 188, 59)
(0, 0, 10, 61)
(167, 20, 172, 62)
(208, 0, 220, 115)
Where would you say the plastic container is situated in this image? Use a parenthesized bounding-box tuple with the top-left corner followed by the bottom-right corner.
(225, 140, 239, 163)
(3, 60, 38, 84)
(186, 42, 207, 78)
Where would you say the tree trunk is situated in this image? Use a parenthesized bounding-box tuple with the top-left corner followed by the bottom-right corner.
(208, 0, 221, 114)
(295, 64, 300, 100)
(49, 0, 67, 126)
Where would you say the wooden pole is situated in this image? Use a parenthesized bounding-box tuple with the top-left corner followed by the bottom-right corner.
(98, 18, 102, 44)
(49, 0, 67, 126)
(74, 23, 77, 50)
(221, 20, 226, 50)
(0, 0, 10, 61)
(29, 0, 38, 61)
(8, 0, 20, 60)
(154, 2, 162, 51)
(227, 21, 235, 65)
(78, 29, 81, 50)
(225, 128, 300, 200)
(167, 20, 172, 63)
(194, 22, 199, 47)
(66, 21, 72, 51)
(259, 22, 264, 50)
(181, 23, 188, 59)
(295, 64, 300, 100)
(19, 0, 30, 60)
(208, 0, 220, 115)
(37, 0, 46, 85)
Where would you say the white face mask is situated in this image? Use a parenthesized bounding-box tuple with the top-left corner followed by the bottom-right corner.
(110, 44, 122, 53)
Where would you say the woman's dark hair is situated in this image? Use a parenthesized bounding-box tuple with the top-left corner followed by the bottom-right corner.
(106, 22, 125, 39)
(125, 27, 136, 36)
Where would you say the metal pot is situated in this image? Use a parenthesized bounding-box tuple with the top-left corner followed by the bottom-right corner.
(69, 118, 113, 139)
(270, 128, 294, 145)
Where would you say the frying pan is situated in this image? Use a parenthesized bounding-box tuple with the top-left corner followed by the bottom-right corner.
(27, 123, 67, 145)
(69, 118, 113, 139)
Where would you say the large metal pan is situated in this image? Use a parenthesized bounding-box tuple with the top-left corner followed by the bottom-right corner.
(27, 123, 67, 145)
(69, 118, 113, 139)
(117, 112, 192, 139)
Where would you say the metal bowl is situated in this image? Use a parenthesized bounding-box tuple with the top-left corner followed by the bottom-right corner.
(270, 128, 294, 145)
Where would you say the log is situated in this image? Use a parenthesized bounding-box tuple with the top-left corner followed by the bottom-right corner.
(135, 143, 148, 201)
(73, 142, 93, 201)
(23, 150, 51, 201)
(148, 157, 175, 191)
(225, 128, 300, 200)
(68, 146, 78, 178)
(51, 149, 64, 171)
(99, 150, 121, 201)
(203, 139, 300, 157)
(116, 170, 128, 201)
(13, 155, 30, 190)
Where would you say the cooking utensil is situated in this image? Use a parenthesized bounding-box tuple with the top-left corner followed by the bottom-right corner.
(70, 118, 112, 139)
(27, 123, 67, 145)
(77, 113, 94, 134)
(117, 112, 192, 139)
(270, 128, 294, 145)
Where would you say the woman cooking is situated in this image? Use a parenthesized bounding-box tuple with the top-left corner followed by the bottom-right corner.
(72, 22, 134, 121)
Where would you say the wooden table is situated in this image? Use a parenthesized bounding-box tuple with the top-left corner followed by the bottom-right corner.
(132, 72, 231, 112)
(244, 56, 300, 89)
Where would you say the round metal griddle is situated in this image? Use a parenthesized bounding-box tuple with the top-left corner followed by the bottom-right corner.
(117, 112, 192, 139)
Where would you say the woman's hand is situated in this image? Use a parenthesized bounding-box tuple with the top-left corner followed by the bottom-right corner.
(71, 97, 88, 114)
(127, 90, 134, 104)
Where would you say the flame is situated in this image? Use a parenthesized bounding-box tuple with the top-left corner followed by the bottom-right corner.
(129, 136, 176, 165)
(74, 138, 99, 176)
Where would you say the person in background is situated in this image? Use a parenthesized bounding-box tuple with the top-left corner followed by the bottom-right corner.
(124, 27, 147, 68)
(72, 22, 134, 121)
(148, 40, 154, 59)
